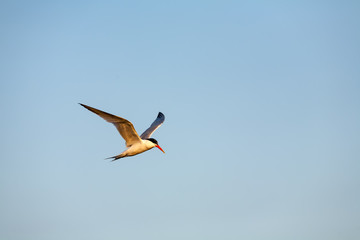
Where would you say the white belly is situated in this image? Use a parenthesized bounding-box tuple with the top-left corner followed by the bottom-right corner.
(125, 141, 154, 156)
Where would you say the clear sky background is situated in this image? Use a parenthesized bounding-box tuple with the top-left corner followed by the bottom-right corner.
(1, 1, 359, 240)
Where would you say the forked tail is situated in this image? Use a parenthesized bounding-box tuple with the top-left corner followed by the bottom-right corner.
(105, 153, 126, 161)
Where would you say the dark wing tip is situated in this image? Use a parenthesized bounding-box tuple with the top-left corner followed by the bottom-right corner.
(79, 103, 93, 112)
(158, 112, 165, 119)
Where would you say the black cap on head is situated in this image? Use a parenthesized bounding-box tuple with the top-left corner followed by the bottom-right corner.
(147, 138, 158, 145)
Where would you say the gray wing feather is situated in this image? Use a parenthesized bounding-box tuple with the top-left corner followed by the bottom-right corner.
(140, 112, 165, 139)
(80, 104, 142, 147)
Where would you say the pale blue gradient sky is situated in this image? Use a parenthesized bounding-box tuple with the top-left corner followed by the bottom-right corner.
(1, 1, 360, 240)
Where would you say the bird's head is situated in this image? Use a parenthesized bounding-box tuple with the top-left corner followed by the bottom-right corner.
(147, 138, 165, 153)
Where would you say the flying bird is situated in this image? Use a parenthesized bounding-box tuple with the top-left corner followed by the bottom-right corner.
(80, 103, 165, 161)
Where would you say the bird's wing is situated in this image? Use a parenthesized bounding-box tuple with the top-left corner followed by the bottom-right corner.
(140, 112, 165, 139)
(80, 104, 142, 147)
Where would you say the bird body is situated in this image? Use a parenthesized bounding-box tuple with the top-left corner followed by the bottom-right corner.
(109, 139, 158, 159)
(80, 103, 165, 160)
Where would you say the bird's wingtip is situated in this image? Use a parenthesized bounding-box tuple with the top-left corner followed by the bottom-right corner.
(79, 103, 89, 109)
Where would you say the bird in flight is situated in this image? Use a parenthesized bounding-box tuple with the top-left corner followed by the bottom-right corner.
(80, 103, 165, 161)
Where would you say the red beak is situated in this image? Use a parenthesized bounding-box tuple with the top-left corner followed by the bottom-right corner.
(156, 145, 165, 153)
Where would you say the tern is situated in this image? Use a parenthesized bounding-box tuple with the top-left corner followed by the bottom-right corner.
(80, 103, 165, 160)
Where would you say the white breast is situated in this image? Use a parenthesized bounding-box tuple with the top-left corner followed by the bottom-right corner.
(125, 140, 155, 156)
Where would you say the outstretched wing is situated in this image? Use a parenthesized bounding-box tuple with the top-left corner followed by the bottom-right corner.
(140, 112, 165, 139)
(80, 104, 142, 147)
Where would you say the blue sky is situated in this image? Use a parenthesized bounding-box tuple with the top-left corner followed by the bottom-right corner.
(1, 1, 360, 239)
